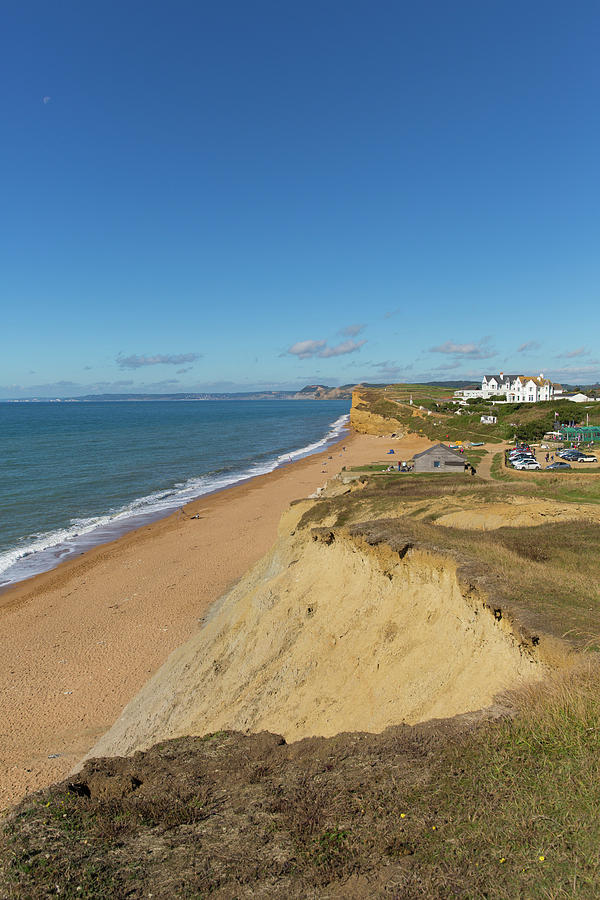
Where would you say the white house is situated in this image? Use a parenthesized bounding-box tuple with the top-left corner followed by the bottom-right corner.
(481, 373, 513, 397)
(456, 371, 557, 404)
(506, 374, 554, 403)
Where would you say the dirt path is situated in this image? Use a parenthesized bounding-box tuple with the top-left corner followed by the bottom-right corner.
(477, 444, 507, 480)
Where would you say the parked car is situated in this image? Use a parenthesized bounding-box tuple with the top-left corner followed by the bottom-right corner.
(513, 459, 541, 470)
(577, 455, 597, 463)
(546, 461, 571, 470)
(559, 449, 583, 458)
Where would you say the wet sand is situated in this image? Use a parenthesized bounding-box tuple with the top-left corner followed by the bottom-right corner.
(0, 430, 431, 810)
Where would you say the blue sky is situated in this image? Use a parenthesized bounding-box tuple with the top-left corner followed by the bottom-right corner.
(2, 0, 599, 397)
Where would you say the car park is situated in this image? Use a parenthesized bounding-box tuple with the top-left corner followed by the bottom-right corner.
(546, 461, 571, 470)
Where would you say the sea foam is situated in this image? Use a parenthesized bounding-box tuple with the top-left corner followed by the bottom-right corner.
(0, 412, 349, 588)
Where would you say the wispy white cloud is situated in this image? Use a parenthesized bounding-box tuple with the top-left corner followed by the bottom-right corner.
(117, 352, 201, 369)
(429, 337, 496, 360)
(559, 347, 589, 359)
(548, 363, 600, 377)
(517, 340, 541, 353)
(339, 323, 366, 337)
(319, 339, 366, 358)
(369, 360, 413, 378)
(287, 338, 366, 359)
(287, 339, 327, 359)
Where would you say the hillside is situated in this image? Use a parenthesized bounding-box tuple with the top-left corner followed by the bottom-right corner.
(352, 384, 600, 444)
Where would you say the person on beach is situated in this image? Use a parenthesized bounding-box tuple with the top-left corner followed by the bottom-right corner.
(470, 465, 476, 476)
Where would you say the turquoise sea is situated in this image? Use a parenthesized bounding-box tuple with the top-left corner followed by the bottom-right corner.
(0, 399, 350, 588)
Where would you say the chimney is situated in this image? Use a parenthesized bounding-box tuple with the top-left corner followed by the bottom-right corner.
(499, 371, 504, 379)
(540, 372, 544, 379)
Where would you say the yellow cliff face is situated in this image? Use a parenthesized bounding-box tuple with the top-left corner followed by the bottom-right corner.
(349, 390, 404, 436)
(83, 506, 540, 763)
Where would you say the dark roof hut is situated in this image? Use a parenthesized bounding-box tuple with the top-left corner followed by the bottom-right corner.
(412, 443, 466, 473)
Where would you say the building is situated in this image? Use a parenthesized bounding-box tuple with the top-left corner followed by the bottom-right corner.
(454, 388, 485, 400)
(506, 374, 554, 403)
(455, 371, 557, 403)
(412, 444, 466, 473)
(480, 414, 497, 424)
(481, 373, 513, 397)
(480, 372, 555, 402)
(561, 392, 593, 403)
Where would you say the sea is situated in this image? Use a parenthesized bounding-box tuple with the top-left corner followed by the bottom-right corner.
(0, 399, 350, 589)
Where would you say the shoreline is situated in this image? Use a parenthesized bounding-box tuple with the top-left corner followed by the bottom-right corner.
(0, 412, 350, 594)
(0, 428, 431, 810)
(0, 428, 347, 614)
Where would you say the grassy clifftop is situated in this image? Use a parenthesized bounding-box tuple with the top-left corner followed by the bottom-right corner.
(354, 384, 600, 444)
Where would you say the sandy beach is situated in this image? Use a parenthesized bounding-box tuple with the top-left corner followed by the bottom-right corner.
(0, 428, 431, 810)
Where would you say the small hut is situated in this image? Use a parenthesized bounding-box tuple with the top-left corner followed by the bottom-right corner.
(413, 443, 466, 473)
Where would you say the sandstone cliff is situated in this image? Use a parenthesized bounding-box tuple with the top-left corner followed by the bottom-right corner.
(84, 500, 539, 763)
(349, 390, 404, 436)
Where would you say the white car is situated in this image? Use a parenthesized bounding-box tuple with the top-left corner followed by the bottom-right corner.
(513, 459, 541, 470)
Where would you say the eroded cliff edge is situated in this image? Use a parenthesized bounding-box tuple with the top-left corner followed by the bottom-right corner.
(84, 499, 541, 763)
(349, 389, 405, 435)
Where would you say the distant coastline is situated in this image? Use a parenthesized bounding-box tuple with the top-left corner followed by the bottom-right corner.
(0, 381, 480, 403)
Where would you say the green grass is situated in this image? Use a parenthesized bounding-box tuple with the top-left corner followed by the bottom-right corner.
(464, 448, 488, 466)
(490, 451, 513, 480)
(348, 462, 394, 472)
(399, 664, 600, 897)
